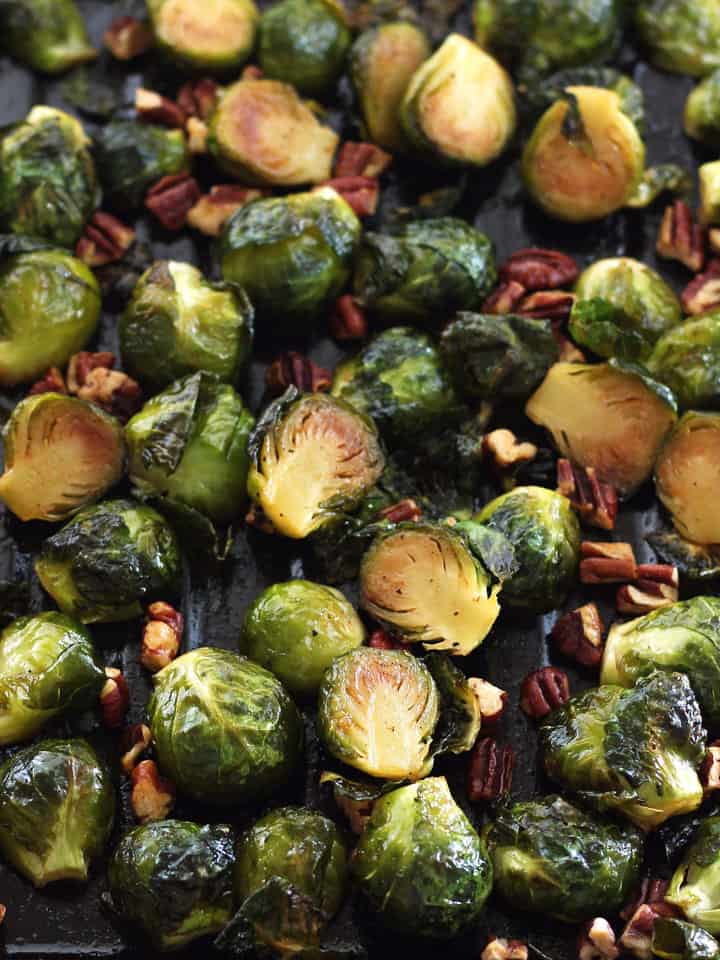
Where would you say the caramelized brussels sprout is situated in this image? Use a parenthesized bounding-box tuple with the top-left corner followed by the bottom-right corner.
(107, 821, 236, 951)
(400, 34, 516, 167)
(522, 87, 645, 222)
(0, 738, 114, 887)
(35, 499, 181, 623)
(667, 817, 720, 933)
(647, 315, 720, 410)
(148, 647, 304, 806)
(146, 0, 258, 71)
(700, 161, 720, 226)
(95, 121, 190, 208)
(353, 777, 492, 938)
(526, 361, 677, 496)
(685, 70, 720, 145)
(486, 795, 643, 922)
(653, 918, 720, 960)
(0, 0, 96, 73)
(634, 0, 720, 77)
(350, 21, 431, 152)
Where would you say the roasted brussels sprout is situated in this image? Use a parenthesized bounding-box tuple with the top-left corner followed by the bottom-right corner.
(634, 0, 720, 77)
(542, 671, 706, 829)
(106, 820, 236, 951)
(0, 738, 114, 887)
(353, 776, 492, 938)
(354, 218, 496, 327)
(95, 121, 190, 209)
(208, 79, 337, 185)
(526, 361, 677, 496)
(0, 612, 104, 745)
(701, 161, 720, 226)
(247, 390, 384, 540)
(0, 0, 96, 73)
(148, 647, 303, 806)
(667, 817, 720, 933)
(522, 87, 645, 222)
(220, 189, 360, 329)
(571, 258, 682, 362)
(653, 918, 720, 960)
(485, 795, 643, 922)
(400, 34, 516, 167)
(240, 580, 364, 698)
(146, 0, 258, 71)
(0, 106, 97, 246)
(647, 315, 720, 410)
(685, 70, 720, 146)
(35, 499, 181, 623)
(350, 21, 430, 152)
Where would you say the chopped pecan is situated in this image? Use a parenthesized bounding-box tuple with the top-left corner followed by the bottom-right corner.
(482, 280, 526, 314)
(187, 184, 265, 237)
(66, 350, 115, 393)
(130, 760, 175, 824)
(557, 459, 618, 530)
(120, 723, 152, 774)
(186, 117, 208, 154)
(76, 212, 136, 268)
(103, 15, 153, 60)
(578, 919, 619, 960)
(469, 678, 508, 724)
(467, 736, 515, 802)
(621, 878, 671, 922)
(500, 249, 579, 290)
(700, 740, 720, 793)
(100, 667, 130, 729)
(520, 666, 570, 720)
(330, 294, 368, 341)
(368, 629, 403, 650)
(620, 903, 680, 960)
(580, 541, 638, 584)
(656, 201, 705, 272)
(321, 176, 379, 217)
(0, 903, 5, 926)
(551, 603, 604, 668)
(681, 260, 720, 314)
(483, 429, 537, 475)
(334, 141, 392, 179)
(76, 367, 143, 423)
(145, 173, 201, 231)
(616, 563, 678, 614)
(710, 228, 720, 256)
(266, 351, 332, 395)
(482, 939, 528, 960)
(378, 499, 422, 523)
(135, 87, 186, 128)
(141, 602, 183, 673)
(176, 77, 220, 121)
(29, 367, 66, 395)
(518, 290, 576, 320)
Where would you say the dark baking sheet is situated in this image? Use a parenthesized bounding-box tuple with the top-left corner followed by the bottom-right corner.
(0, 2, 710, 957)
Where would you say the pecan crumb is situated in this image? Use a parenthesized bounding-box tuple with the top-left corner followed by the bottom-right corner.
(468, 736, 515, 802)
(580, 542, 638, 584)
(551, 603, 604, 668)
(76, 212, 136, 268)
(681, 259, 720, 314)
(100, 667, 130, 729)
(656, 201, 705, 272)
(330, 294, 368, 341)
(320, 176, 379, 217)
(135, 87, 186, 128)
(120, 723, 152, 774)
(483, 429, 538, 474)
(176, 78, 220, 122)
(482, 280, 526, 314)
(500, 248, 579, 290)
(557, 459, 618, 530)
(517, 290, 576, 320)
(130, 760, 175, 824)
(621, 878, 670, 922)
(266, 352, 331, 395)
(482, 938, 528, 960)
(334, 141, 392, 179)
(141, 602, 183, 673)
(187, 184, 265, 236)
(103, 15, 152, 60)
(578, 919, 619, 960)
(186, 116, 208, 154)
(520, 666, 570, 720)
(469, 677, 507, 724)
(378, 499, 422, 523)
(29, 367, 66, 395)
(701, 740, 720, 793)
(145, 173, 201, 231)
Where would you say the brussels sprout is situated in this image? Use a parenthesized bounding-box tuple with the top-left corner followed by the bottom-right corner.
(95, 121, 190, 209)
(634, 0, 720, 77)
(526, 361, 677, 496)
(240, 580, 364, 699)
(0, 0, 96, 73)
(485, 795, 643, 922)
(106, 820, 236, 951)
(148, 647, 303, 806)
(247, 390, 384, 540)
(0, 106, 97, 246)
(0, 612, 104, 745)
(208, 79, 337, 186)
(353, 776, 492, 938)
(35, 499, 181, 623)
(440, 312, 559, 401)
(146, 0, 258, 71)
(350, 22, 431, 152)
(541, 671, 706, 829)
(653, 918, 720, 960)
(685, 70, 720, 145)
(400, 34, 516, 168)
(667, 817, 720, 933)
(522, 87, 645, 222)
(0, 738, 114, 886)
(354, 218, 497, 327)
(220, 189, 360, 329)
(700, 162, 720, 226)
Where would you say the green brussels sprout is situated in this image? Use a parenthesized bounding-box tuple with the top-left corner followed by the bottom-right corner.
(541, 671, 706, 829)
(35, 499, 181, 623)
(602, 597, 720, 725)
(106, 820, 236, 951)
(485, 795, 643, 922)
(523, 87, 645, 222)
(0, 106, 97, 246)
(95, 121, 190, 209)
(353, 776, 492, 938)
(400, 34, 516, 167)
(247, 390, 384, 540)
(700, 162, 720, 226)
(354, 218, 497, 327)
(350, 21, 431, 152)
(240, 580, 364, 698)
(208, 79, 338, 186)
(0, 0, 96, 73)
(476, 486, 580, 613)
(526, 361, 678, 496)
(653, 918, 720, 960)
(667, 817, 720, 933)
(220, 189, 360, 329)
(440, 312, 559, 401)
(634, 0, 720, 77)
(146, 0, 259, 71)
(259, 0, 350, 96)
(570, 258, 682, 362)
(148, 647, 304, 806)
(685, 70, 720, 145)
(0, 738, 114, 887)
(0, 611, 104, 746)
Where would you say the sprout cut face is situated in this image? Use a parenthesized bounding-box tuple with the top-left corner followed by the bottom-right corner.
(648, 315, 720, 410)
(667, 817, 720, 935)
(147, 0, 259, 71)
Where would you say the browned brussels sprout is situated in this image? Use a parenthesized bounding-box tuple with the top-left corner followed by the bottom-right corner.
(146, 0, 259, 72)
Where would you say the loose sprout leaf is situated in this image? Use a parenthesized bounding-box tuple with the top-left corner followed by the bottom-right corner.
(627, 164, 693, 208)
(452, 520, 518, 583)
(94, 121, 190, 208)
(520, 67, 645, 131)
(425, 651, 482, 756)
(667, 817, 720, 935)
(653, 918, 720, 960)
(647, 531, 720, 582)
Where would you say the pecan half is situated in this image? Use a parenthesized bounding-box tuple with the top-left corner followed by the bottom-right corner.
(368, 629, 403, 650)
(145, 173, 201, 231)
(557, 459, 618, 531)
(141, 602, 183, 673)
(578, 919, 620, 960)
(681, 259, 720, 314)
(320, 176, 379, 217)
(176, 77, 220, 121)
(378, 498, 422, 523)
(330, 294, 368, 341)
(135, 87, 186, 128)
(482, 280, 526, 314)
(29, 367, 66, 395)
(517, 290, 576, 320)
(580, 542, 638, 584)
(616, 563, 678, 614)
(467, 736, 515, 802)
(130, 760, 175, 824)
(266, 352, 332, 395)
(499, 249, 579, 291)
(620, 903, 680, 960)
(520, 666, 570, 720)
(482, 939, 528, 960)
(469, 678, 508, 724)
(551, 603, 604, 668)
(76, 212, 136, 268)
(335, 141, 392, 179)
(103, 15, 153, 60)
(120, 723, 152, 774)
(483, 429, 538, 474)
(657, 201, 705, 272)
(187, 184, 265, 236)
(186, 117, 208, 154)
(100, 667, 130, 729)
(701, 740, 720, 793)
(76, 367, 143, 423)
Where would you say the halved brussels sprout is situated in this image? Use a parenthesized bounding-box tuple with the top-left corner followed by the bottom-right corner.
(653, 918, 720, 960)
(685, 70, 720, 146)
(95, 121, 190, 209)
(240, 580, 364, 698)
(350, 21, 431, 152)
(353, 776, 492, 938)
(146, 0, 258, 71)
(701, 162, 720, 226)
(400, 34, 516, 167)
(247, 390, 385, 540)
(35, 499, 181, 623)
(541, 671, 706, 829)
(220, 188, 360, 330)
(526, 361, 677, 496)
(208, 79, 337, 186)
(318, 647, 438, 780)
(0, 611, 104, 746)
(486, 795, 643, 922)
(667, 817, 720, 934)
(648, 317, 720, 410)
(634, 0, 720, 77)
(522, 87, 645, 222)
(107, 820, 236, 951)
(0, 393, 125, 522)
(0, 243, 101, 386)
(0, 0, 96, 73)
(354, 218, 497, 327)
(0, 738, 114, 887)
(148, 647, 304, 806)
(0, 106, 97, 246)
